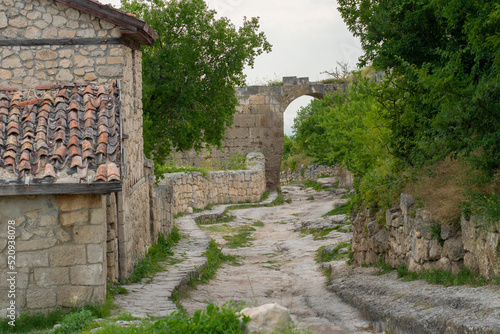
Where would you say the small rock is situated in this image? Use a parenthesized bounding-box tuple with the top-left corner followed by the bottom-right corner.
(185, 207, 193, 214)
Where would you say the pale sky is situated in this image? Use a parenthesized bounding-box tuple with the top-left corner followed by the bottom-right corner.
(105, 0, 363, 134)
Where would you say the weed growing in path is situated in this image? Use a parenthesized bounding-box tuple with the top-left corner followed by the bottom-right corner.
(126, 227, 181, 284)
(223, 226, 256, 248)
(316, 242, 352, 263)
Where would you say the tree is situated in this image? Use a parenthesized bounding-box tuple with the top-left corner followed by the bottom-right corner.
(338, 0, 500, 171)
(121, 0, 272, 168)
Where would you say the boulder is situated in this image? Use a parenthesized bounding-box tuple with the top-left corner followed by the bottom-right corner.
(240, 303, 293, 334)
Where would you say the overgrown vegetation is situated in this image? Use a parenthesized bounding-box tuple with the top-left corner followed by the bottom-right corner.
(286, 0, 500, 225)
(126, 227, 181, 284)
(396, 264, 494, 287)
(316, 242, 352, 262)
(300, 180, 329, 192)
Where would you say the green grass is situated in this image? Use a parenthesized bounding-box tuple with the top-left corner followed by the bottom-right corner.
(302, 224, 350, 240)
(195, 214, 235, 225)
(223, 226, 256, 248)
(126, 228, 181, 284)
(301, 180, 329, 192)
(322, 202, 350, 216)
(316, 242, 352, 262)
(306, 195, 315, 200)
(396, 264, 491, 286)
(156, 163, 209, 177)
(252, 220, 265, 227)
(0, 309, 68, 333)
(96, 303, 249, 334)
(260, 190, 270, 201)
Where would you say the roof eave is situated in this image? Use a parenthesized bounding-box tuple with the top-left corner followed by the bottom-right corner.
(54, 0, 157, 45)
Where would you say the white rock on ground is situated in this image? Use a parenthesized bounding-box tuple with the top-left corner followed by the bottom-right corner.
(240, 303, 293, 334)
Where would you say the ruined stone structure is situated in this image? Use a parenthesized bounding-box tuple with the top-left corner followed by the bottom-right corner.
(172, 77, 346, 190)
(352, 193, 500, 279)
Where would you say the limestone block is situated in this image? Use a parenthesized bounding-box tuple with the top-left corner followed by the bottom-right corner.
(17, 237, 57, 251)
(74, 224, 105, 244)
(0, 12, 7, 28)
(60, 210, 89, 227)
(9, 16, 27, 28)
(56, 69, 74, 81)
(70, 264, 104, 285)
(2, 57, 22, 69)
(443, 236, 464, 261)
(57, 194, 102, 212)
(27, 288, 56, 308)
(90, 207, 105, 225)
(55, 228, 71, 243)
(57, 285, 92, 308)
(17, 251, 49, 268)
(0, 69, 12, 80)
(50, 245, 86, 266)
(35, 49, 58, 60)
(435, 257, 451, 271)
(464, 252, 479, 273)
(428, 239, 443, 260)
(400, 193, 415, 216)
(87, 243, 104, 263)
(25, 26, 41, 38)
(34, 267, 69, 286)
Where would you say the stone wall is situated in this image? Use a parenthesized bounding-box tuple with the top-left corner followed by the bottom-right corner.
(0, 0, 124, 87)
(158, 152, 266, 216)
(0, 194, 106, 316)
(280, 164, 353, 187)
(352, 193, 500, 279)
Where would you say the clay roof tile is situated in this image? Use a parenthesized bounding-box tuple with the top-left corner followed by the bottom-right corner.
(95, 164, 107, 181)
(43, 163, 56, 178)
(107, 163, 120, 181)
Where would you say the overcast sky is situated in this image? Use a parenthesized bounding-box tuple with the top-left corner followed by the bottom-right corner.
(105, 0, 363, 134)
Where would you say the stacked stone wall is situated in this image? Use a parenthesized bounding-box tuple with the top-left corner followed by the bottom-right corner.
(157, 152, 266, 216)
(352, 193, 500, 279)
(280, 164, 353, 187)
(0, 194, 106, 316)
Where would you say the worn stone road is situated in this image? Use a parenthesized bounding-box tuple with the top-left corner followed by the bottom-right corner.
(180, 184, 375, 334)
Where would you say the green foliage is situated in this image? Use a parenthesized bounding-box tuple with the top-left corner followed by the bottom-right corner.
(52, 309, 93, 334)
(121, 0, 271, 169)
(338, 0, 500, 183)
(196, 214, 235, 225)
(126, 228, 181, 283)
(316, 243, 352, 263)
(0, 309, 67, 333)
(223, 226, 256, 248)
(430, 222, 445, 247)
(397, 264, 490, 286)
(252, 221, 265, 227)
(301, 180, 328, 192)
(97, 303, 249, 334)
(259, 190, 270, 201)
(306, 195, 315, 201)
(322, 203, 350, 216)
(199, 239, 240, 283)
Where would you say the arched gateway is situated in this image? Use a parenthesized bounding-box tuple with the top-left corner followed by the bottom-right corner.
(232, 77, 344, 190)
(174, 76, 345, 190)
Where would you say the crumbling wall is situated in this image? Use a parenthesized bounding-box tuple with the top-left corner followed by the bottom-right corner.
(280, 164, 353, 187)
(352, 193, 500, 279)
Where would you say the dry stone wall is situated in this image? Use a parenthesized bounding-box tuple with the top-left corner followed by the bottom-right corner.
(158, 152, 266, 216)
(0, 194, 106, 316)
(352, 193, 500, 279)
(280, 164, 353, 187)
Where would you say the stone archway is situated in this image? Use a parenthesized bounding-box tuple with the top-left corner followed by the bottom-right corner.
(170, 76, 345, 190)
(230, 77, 345, 190)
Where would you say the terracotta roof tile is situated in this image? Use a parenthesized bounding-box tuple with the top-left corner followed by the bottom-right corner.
(0, 82, 121, 182)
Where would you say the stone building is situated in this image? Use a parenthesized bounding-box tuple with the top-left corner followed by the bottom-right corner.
(0, 0, 157, 315)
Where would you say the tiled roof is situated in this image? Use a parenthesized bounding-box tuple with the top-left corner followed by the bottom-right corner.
(0, 83, 121, 183)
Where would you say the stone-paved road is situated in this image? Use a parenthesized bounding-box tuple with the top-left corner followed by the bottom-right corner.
(180, 184, 376, 334)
